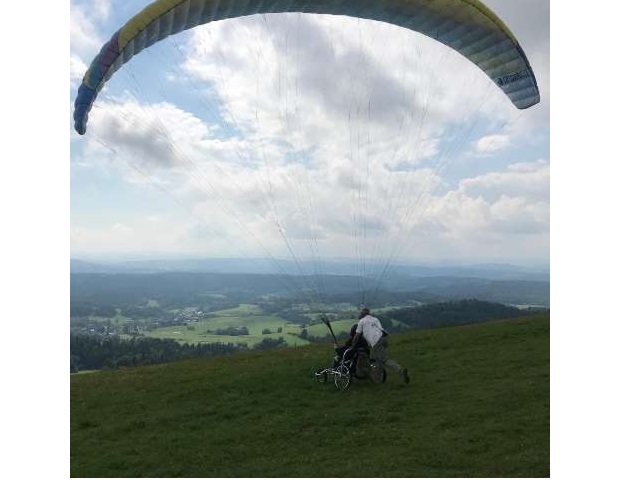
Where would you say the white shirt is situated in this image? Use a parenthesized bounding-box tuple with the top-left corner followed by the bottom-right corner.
(356, 315, 386, 348)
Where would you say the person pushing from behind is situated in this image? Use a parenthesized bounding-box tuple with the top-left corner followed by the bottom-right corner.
(347, 307, 410, 384)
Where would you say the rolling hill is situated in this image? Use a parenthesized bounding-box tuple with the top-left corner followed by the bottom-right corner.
(71, 314, 550, 477)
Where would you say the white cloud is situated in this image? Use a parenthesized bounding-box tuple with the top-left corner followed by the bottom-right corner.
(70, 1, 108, 57)
(489, 195, 549, 234)
(183, 14, 512, 170)
(459, 159, 549, 203)
(70, 55, 87, 89)
(475, 134, 510, 153)
(408, 160, 550, 251)
(86, 98, 211, 171)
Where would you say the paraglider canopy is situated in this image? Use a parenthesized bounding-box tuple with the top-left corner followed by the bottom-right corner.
(73, 0, 539, 135)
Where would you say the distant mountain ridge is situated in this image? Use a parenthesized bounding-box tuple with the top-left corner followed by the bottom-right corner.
(70, 257, 549, 281)
(70, 271, 550, 307)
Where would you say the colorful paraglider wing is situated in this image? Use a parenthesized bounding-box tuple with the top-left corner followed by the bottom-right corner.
(73, 0, 540, 135)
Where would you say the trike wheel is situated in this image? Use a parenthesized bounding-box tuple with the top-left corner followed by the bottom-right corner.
(334, 364, 351, 390)
(314, 368, 329, 383)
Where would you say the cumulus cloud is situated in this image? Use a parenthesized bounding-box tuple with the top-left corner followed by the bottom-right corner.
(475, 134, 510, 153)
(489, 196, 549, 234)
(459, 159, 549, 203)
(183, 14, 509, 171)
(407, 159, 549, 255)
(70, 55, 87, 88)
(70, 1, 109, 57)
(87, 98, 211, 171)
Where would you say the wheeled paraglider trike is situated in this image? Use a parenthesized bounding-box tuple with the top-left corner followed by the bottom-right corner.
(314, 345, 386, 390)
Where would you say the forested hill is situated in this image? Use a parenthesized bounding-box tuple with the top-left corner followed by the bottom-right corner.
(380, 299, 542, 330)
(70, 272, 549, 307)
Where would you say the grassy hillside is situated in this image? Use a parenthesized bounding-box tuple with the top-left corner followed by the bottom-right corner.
(70, 314, 549, 477)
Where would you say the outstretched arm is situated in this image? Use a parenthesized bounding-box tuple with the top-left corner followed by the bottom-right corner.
(347, 332, 362, 352)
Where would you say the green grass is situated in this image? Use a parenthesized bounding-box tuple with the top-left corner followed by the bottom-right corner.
(148, 312, 310, 347)
(70, 314, 549, 477)
(305, 318, 356, 337)
(212, 303, 264, 316)
(147, 303, 311, 346)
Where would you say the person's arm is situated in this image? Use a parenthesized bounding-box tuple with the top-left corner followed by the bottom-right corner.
(347, 332, 362, 352)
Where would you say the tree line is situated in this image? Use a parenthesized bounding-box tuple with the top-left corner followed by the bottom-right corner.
(70, 333, 296, 373)
(378, 299, 544, 329)
(70, 335, 248, 373)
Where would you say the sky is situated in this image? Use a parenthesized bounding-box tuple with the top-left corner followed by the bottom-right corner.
(69, 0, 551, 269)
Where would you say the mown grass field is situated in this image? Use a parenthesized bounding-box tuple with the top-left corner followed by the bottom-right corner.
(148, 304, 360, 347)
(150, 312, 309, 347)
(70, 314, 550, 477)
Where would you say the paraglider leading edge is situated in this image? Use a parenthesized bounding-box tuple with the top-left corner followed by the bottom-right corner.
(73, 0, 540, 135)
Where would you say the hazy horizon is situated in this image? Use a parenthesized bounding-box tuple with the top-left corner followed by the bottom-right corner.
(71, 254, 550, 272)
